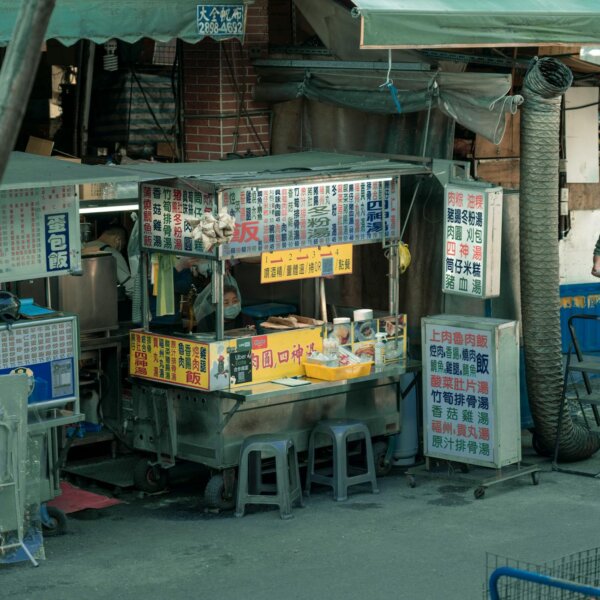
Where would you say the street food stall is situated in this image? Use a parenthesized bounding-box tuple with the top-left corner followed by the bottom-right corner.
(128, 152, 426, 507)
(0, 152, 142, 561)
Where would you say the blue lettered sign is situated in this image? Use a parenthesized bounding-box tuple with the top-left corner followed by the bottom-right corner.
(197, 4, 246, 38)
(45, 212, 70, 272)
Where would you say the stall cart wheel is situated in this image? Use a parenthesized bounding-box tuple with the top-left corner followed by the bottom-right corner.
(43, 506, 67, 537)
(373, 441, 393, 477)
(133, 460, 168, 493)
(474, 486, 486, 500)
(406, 475, 416, 488)
(531, 471, 541, 486)
(204, 474, 236, 511)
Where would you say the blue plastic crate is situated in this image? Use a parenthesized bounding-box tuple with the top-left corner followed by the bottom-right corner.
(559, 283, 600, 353)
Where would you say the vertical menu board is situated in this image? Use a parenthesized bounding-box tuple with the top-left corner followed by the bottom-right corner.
(442, 184, 502, 299)
(140, 183, 216, 255)
(0, 186, 81, 283)
(422, 316, 521, 470)
(423, 322, 494, 465)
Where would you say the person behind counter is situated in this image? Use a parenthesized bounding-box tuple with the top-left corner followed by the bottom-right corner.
(84, 226, 134, 298)
(193, 272, 244, 332)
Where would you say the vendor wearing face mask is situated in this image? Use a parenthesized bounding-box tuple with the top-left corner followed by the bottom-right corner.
(84, 226, 134, 298)
(193, 274, 244, 332)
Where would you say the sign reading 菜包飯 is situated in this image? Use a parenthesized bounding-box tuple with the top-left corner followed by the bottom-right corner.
(421, 315, 521, 470)
(197, 5, 246, 38)
(442, 184, 502, 299)
(0, 186, 81, 283)
(261, 244, 353, 283)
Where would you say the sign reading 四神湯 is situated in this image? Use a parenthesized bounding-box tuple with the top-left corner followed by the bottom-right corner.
(442, 184, 502, 299)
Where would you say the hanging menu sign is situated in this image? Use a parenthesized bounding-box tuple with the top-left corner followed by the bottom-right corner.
(140, 183, 216, 256)
(442, 184, 502, 299)
(423, 321, 495, 466)
(261, 243, 353, 283)
(221, 178, 398, 258)
(0, 186, 81, 283)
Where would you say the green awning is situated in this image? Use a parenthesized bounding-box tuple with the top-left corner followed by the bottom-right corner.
(0, 152, 142, 191)
(0, 1, 248, 47)
(351, 1, 600, 48)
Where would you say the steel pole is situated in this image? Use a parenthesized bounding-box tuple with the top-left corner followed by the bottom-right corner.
(0, 0, 56, 184)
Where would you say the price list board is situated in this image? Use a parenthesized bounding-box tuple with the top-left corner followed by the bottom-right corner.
(221, 177, 399, 258)
(140, 183, 216, 256)
(0, 317, 78, 403)
(422, 315, 521, 470)
(442, 184, 502, 299)
(0, 186, 81, 283)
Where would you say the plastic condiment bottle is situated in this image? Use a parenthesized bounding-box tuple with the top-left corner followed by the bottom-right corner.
(374, 333, 387, 367)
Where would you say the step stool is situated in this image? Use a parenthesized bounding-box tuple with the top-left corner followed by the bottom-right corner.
(305, 418, 379, 502)
(235, 434, 303, 520)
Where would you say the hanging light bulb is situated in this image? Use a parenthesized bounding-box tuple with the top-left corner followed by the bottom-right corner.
(103, 39, 119, 71)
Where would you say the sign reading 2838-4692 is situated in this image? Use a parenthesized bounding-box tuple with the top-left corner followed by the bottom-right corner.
(197, 5, 246, 37)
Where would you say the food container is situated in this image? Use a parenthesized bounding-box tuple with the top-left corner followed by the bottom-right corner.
(303, 361, 373, 381)
(332, 317, 351, 345)
(353, 309, 373, 322)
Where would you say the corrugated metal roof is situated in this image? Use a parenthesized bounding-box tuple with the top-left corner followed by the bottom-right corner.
(116, 151, 429, 186)
(0, 152, 142, 191)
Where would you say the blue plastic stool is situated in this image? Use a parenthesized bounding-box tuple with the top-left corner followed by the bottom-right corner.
(235, 434, 304, 520)
(305, 419, 379, 502)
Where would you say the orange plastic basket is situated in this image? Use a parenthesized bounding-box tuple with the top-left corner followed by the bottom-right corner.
(303, 361, 373, 381)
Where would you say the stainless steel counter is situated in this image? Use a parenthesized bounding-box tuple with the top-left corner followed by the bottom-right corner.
(219, 360, 422, 403)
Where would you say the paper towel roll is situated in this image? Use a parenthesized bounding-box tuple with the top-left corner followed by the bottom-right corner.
(353, 309, 373, 322)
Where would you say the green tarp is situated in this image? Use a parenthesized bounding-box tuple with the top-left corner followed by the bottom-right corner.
(0, 0, 247, 47)
(351, 0, 600, 48)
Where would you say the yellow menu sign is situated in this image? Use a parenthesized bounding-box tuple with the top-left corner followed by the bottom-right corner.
(261, 244, 353, 283)
(130, 331, 210, 390)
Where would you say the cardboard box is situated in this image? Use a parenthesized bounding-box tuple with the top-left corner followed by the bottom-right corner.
(79, 182, 117, 201)
(25, 136, 54, 156)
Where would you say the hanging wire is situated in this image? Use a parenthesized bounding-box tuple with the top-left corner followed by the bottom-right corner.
(379, 49, 403, 114)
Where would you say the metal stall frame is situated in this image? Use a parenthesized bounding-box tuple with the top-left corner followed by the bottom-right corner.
(0, 152, 143, 536)
(129, 152, 429, 505)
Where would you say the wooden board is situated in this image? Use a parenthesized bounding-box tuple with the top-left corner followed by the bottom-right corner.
(567, 182, 600, 211)
(475, 158, 520, 190)
(474, 111, 520, 159)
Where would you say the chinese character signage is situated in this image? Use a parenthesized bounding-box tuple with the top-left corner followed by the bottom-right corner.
(422, 316, 521, 469)
(140, 183, 215, 256)
(197, 4, 246, 38)
(0, 186, 81, 283)
(0, 318, 77, 404)
(130, 326, 324, 391)
(442, 184, 502, 299)
(261, 244, 353, 283)
(222, 178, 398, 258)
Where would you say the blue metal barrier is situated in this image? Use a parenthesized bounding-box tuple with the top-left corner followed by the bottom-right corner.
(489, 566, 600, 599)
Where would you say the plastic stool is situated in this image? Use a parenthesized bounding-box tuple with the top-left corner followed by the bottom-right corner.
(235, 434, 304, 520)
(305, 419, 379, 501)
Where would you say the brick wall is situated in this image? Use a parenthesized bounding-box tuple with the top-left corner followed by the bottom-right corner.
(182, 1, 271, 161)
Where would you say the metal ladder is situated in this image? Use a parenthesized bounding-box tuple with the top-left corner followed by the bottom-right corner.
(552, 314, 600, 475)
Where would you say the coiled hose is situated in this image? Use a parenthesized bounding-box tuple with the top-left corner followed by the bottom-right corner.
(520, 57, 600, 461)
